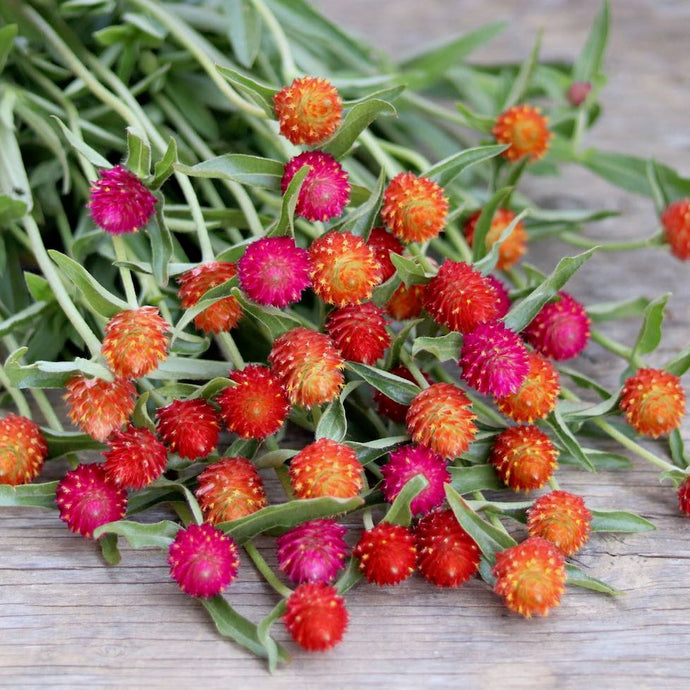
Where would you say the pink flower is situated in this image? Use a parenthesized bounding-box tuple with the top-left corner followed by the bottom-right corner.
(237, 236, 311, 307)
(88, 165, 157, 235)
(281, 151, 350, 222)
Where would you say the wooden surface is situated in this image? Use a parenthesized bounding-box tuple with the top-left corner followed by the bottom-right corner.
(2, 1, 690, 688)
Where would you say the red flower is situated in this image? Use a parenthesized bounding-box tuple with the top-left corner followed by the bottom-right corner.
(463, 208, 527, 270)
(527, 490, 592, 556)
(308, 231, 382, 307)
(177, 262, 241, 334)
(217, 365, 290, 439)
(56, 463, 127, 539)
(385, 282, 425, 321)
(492, 536, 566, 618)
(661, 199, 690, 260)
(490, 425, 558, 492)
(423, 260, 500, 333)
(289, 438, 363, 499)
(486, 275, 512, 318)
(65, 375, 136, 442)
(101, 306, 169, 379)
(381, 172, 449, 243)
(406, 383, 477, 459)
(619, 368, 686, 438)
(354, 522, 416, 586)
(493, 104, 552, 162)
(155, 399, 221, 460)
(678, 478, 690, 516)
(168, 523, 240, 598)
(88, 165, 156, 235)
(269, 327, 345, 408)
(414, 508, 480, 587)
(326, 302, 390, 364)
(195, 456, 267, 524)
(366, 226, 404, 282)
(273, 76, 342, 145)
(0, 414, 48, 486)
(103, 424, 168, 490)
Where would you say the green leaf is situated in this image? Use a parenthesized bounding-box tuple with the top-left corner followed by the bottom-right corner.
(470, 187, 512, 263)
(0, 24, 18, 76)
(665, 345, 690, 377)
(344, 169, 385, 237)
(323, 99, 397, 160)
(219, 496, 365, 544)
(474, 209, 529, 275)
(455, 103, 495, 133)
(502, 30, 542, 110)
(558, 366, 611, 399)
(150, 137, 178, 190)
(150, 202, 174, 287)
(0, 194, 27, 224)
(382, 475, 428, 526)
(631, 294, 668, 359)
(566, 564, 621, 596)
(559, 389, 621, 420)
(577, 449, 632, 471)
(215, 66, 276, 114)
(24, 273, 54, 303)
(124, 126, 151, 178)
(646, 159, 670, 215)
(545, 409, 595, 471)
(175, 155, 284, 189)
(346, 362, 420, 405)
(0, 481, 58, 509)
(0, 301, 48, 337)
(52, 117, 111, 169)
(445, 484, 516, 563)
(256, 602, 287, 674)
(93, 519, 181, 548)
(503, 248, 596, 333)
(225, 1, 263, 69)
(390, 253, 430, 287)
(270, 164, 309, 237)
(99, 534, 121, 565)
(150, 356, 231, 381)
(42, 429, 105, 459)
(572, 1, 610, 82)
(233, 289, 303, 339)
(590, 509, 656, 533)
(425, 145, 508, 188)
(48, 250, 129, 318)
(315, 398, 347, 442)
(587, 296, 651, 322)
(347, 435, 408, 465)
(411, 332, 462, 362)
(449, 464, 503, 493)
(669, 429, 690, 469)
(202, 596, 289, 663)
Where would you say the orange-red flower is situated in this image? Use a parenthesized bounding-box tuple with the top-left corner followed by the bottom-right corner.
(325, 302, 390, 364)
(493, 104, 551, 162)
(527, 490, 592, 556)
(385, 282, 425, 321)
(366, 226, 404, 282)
(103, 424, 168, 489)
(660, 198, 690, 261)
(463, 208, 527, 270)
(155, 399, 221, 460)
(354, 522, 417, 586)
(0, 414, 48, 486)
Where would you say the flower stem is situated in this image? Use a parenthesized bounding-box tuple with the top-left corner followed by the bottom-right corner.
(216, 333, 245, 370)
(399, 349, 429, 389)
(112, 236, 138, 308)
(250, 0, 298, 82)
(0, 361, 32, 418)
(244, 540, 293, 598)
(590, 328, 644, 367)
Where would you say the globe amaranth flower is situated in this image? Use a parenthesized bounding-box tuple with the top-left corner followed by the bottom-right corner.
(354, 522, 417, 586)
(678, 478, 690, 516)
(660, 198, 690, 261)
(381, 172, 449, 243)
(237, 236, 311, 307)
(493, 104, 552, 162)
(103, 424, 168, 490)
(385, 282, 425, 321)
(88, 165, 156, 235)
(0, 414, 48, 486)
(325, 302, 390, 364)
(463, 208, 527, 270)
(282, 151, 350, 222)
(155, 399, 221, 460)
(527, 490, 592, 557)
(273, 76, 342, 145)
(366, 226, 404, 282)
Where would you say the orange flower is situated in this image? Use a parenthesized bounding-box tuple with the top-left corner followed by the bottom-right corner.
(493, 104, 551, 162)
(527, 490, 592, 556)
(0, 414, 48, 486)
(463, 208, 527, 270)
(660, 198, 690, 261)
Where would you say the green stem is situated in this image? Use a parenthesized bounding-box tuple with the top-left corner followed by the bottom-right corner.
(548, 476, 560, 491)
(112, 236, 138, 308)
(250, 0, 298, 82)
(590, 328, 644, 367)
(560, 230, 664, 252)
(244, 540, 293, 598)
(443, 225, 473, 263)
(359, 130, 401, 178)
(399, 349, 429, 389)
(407, 243, 436, 274)
(216, 333, 245, 370)
(0, 362, 32, 418)
(362, 507, 375, 531)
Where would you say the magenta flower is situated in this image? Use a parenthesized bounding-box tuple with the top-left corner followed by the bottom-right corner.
(237, 236, 311, 307)
(460, 320, 529, 397)
(281, 151, 350, 222)
(88, 165, 157, 235)
(276, 518, 349, 584)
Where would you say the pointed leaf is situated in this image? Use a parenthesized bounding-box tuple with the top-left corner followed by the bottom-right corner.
(215, 65, 276, 114)
(150, 137, 178, 190)
(382, 475, 428, 526)
(175, 155, 284, 189)
(631, 294, 668, 358)
(346, 362, 420, 405)
(52, 117, 111, 169)
(124, 126, 151, 178)
(470, 187, 513, 263)
(411, 332, 462, 362)
(0, 481, 58, 509)
(573, 1, 610, 82)
(425, 145, 507, 187)
(225, 1, 263, 69)
(502, 31, 542, 110)
(566, 563, 621, 596)
(590, 509, 656, 533)
(449, 464, 503, 493)
(270, 164, 308, 237)
(474, 209, 529, 275)
(315, 398, 347, 442)
(93, 519, 181, 548)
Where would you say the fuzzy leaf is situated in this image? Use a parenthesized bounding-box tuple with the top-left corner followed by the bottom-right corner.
(545, 409, 595, 471)
(344, 170, 385, 237)
(233, 288, 303, 339)
(646, 159, 670, 215)
(590, 509, 656, 533)
(52, 117, 111, 169)
(587, 296, 651, 322)
(315, 398, 347, 442)
(150, 356, 232, 381)
(669, 429, 690, 469)
(566, 564, 621, 596)
(449, 464, 503, 493)
(124, 126, 151, 178)
(470, 187, 512, 263)
(175, 155, 284, 189)
(347, 435, 408, 465)
(631, 294, 668, 359)
(664, 345, 690, 378)
(150, 202, 174, 287)
(382, 475, 428, 526)
(93, 519, 181, 548)
(5, 348, 112, 389)
(346, 362, 420, 405)
(0, 24, 17, 76)
(0, 481, 58, 509)
(572, 1, 610, 82)
(99, 534, 121, 565)
(42, 429, 105, 459)
(502, 31, 542, 110)
(215, 65, 276, 114)
(150, 137, 178, 190)
(225, 1, 263, 69)
(411, 332, 462, 362)
(390, 253, 430, 287)
(0, 195, 27, 224)
(0, 301, 48, 337)
(424, 144, 507, 187)
(270, 164, 308, 237)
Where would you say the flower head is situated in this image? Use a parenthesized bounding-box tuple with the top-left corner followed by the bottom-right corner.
(276, 518, 349, 584)
(366, 226, 404, 282)
(527, 490, 592, 556)
(0, 414, 48, 486)
(155, 399, 221, 460)
(217, 364, 290, 439)
(373, 365, 430, 423)
(619, 368, 686, 438)
(492, 536, 566, 618)
(678, 478, 690, 516)
(237, 236, 311, 307)
(65, 375, 136, 442)
(486, 275, 512, 318)
(354, 522, 417, 586)
(177, 262, 241, 334)
(414, 508, 480, 587)
(423, 260, 500, 333)
(101, 306, 169, 379)
(326, 302, 390, 364)
(308, 231, 382, 307)
(103, 424, 168, 490)
(496, 351, 560, 423)
(282, 151, 350, 222)
(168, 523, 240, 598)
(273, 76, 342, 145)
(381, 444, 449, 516)
(56, 463, 127, 538)
(195, 456, 267, 524)
(522, 292, 590, 361)
(385, 282, 425, 321)
(88, 165, 156, 235)
(460, 321, 530, 397)
(493, 104, 551, 162)
(381, 172, 449, 243)
(406, 383, 478, 459)
(269, 327, 345, 408)
(490, 425, 558, 492)
(289, 438, 363, 499)
(660, 199, 690, 261)
(283, 582, 348, 652)
(463, 208, 527, 270)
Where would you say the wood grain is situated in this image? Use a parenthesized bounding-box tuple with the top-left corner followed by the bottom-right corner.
(2, 2, 689, 687)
